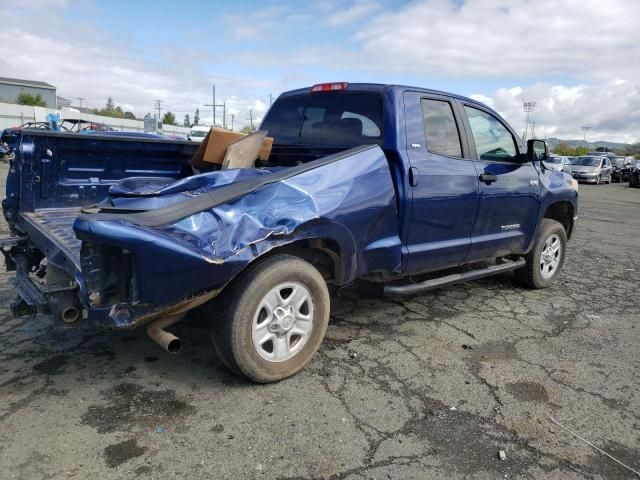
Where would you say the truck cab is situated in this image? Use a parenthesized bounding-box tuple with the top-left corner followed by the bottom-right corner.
(261, 83, 577, 274)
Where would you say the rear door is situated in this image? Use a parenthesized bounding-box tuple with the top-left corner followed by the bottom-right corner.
(459, 103, 541, 261)
(403, 91, 479, 274)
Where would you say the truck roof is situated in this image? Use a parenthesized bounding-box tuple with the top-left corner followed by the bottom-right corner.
(279, 83, 492, 111)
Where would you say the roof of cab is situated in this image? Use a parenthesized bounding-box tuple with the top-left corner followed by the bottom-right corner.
(278, 83, 491, 110)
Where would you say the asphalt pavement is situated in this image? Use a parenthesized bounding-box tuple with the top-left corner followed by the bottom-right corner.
(1, 163, 639, 479)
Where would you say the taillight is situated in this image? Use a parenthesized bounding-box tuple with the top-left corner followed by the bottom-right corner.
(310, 82, 348, 93)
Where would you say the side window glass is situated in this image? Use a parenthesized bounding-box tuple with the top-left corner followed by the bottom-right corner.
(420, 99, 462, 158)
(464, 106, 517, 162)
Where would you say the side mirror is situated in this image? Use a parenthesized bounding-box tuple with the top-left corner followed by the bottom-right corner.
(527, 139, 548, 163)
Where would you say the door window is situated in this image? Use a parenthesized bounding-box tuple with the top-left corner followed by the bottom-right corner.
(421, 99, 462, 158)
(464, 106, 518, 162)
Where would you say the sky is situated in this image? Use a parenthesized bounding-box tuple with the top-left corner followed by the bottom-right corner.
(0, 0, 639, 142)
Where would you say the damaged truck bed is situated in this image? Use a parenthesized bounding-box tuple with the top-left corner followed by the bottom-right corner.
(2, 83, 577, 382)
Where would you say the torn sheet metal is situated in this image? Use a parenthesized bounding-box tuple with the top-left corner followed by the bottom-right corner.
(74, 145, 401, 323)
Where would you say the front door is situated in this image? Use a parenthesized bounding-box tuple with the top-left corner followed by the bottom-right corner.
(403, 91, 479, 274)
(460, 103, 541, 261)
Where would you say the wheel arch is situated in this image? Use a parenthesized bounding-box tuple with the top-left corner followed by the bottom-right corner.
(260, 237, 347, 285)
(543, 201, 576, 239)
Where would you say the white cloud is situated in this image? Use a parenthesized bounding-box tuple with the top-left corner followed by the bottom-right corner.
(476, 80, 640, 143)
(353, 0, 640, 80)
(1, 0, 638, 143)
(327, 1, 382, 26)
(469, 94, 494, 107)
(0, 26, 273, 130)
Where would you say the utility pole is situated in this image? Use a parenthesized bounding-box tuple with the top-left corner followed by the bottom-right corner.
(154, 99, 162, 121)
(530, 121, 536, 139)
(76, 97, 85, 110)
(249, 109, 253, 130)
(231, 114, 234, 132)
(204, 83, 226, 127)
(269, 93, 273, 106)
(522, 101, 536, 141)
(581, 126, 591, 143)
(223, 102, 226, 129)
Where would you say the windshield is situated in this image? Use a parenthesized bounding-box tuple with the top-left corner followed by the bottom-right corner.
(261, 92, 383, 146)
(189, 130, 207, 137)
(572, 157, 601, 166)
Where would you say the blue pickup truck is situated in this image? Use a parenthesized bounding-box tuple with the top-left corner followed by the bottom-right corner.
(2, 83, 578, 382)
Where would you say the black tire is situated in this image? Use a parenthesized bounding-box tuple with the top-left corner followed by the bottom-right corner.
(514, 219, 567, 289)
(208, 254, 330, 383)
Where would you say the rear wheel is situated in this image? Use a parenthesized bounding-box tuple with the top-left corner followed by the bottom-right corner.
(209, 254, 330, 383)
(515, 219, 567, 289)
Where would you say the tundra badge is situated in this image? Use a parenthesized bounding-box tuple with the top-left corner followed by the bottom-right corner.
(501, 224, 520, 231)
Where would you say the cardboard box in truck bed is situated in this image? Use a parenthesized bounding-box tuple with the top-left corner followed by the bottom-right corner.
(190, 128, 273, 169)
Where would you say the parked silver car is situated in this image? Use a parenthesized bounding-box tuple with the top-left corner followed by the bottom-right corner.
(545, 155, 572, 173)
(570, 156, 613, 184)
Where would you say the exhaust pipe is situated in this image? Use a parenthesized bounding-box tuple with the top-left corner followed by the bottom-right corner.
(146, 314, 184, 353)
(61, 305, 81, 324)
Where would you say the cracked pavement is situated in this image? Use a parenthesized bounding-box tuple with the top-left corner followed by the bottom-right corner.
(1, 163, 639, 479)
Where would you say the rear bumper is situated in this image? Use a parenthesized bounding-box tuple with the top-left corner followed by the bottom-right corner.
(88, 288, 221, 330)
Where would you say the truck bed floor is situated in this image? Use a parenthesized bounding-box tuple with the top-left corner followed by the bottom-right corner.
(21, 208, 83, 268)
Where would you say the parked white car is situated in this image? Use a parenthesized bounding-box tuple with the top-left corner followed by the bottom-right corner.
(187, 125, 211, 143)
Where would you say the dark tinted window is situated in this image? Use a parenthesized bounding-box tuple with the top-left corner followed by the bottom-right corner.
(573, 157, 601, 166)
(259, 96, 308, 140)
(421, 99, 462, 158)
(261, 92, 383, 146)
(464, 106, 517, 162)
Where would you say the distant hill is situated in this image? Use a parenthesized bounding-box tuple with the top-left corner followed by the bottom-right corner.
(546, 138, 632, 151)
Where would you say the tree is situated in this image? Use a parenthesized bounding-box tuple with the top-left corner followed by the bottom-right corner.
(193, 108, 200, 126)
(240, 125, 255, 134)
(162, 111, 176, 125)
(92, 99, 139, 120)
(574, 146, 591, 156)
(552, 142, 573, 156)
(552, 143, 590, 157)
(16, 93, 47, 107)
(183, 114, 191, 127)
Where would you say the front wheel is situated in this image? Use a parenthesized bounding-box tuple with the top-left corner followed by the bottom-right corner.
(209, 254, 330, 383)
(515, 219, 567, 289)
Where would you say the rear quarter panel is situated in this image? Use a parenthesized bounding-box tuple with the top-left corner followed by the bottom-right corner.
(74, 146, 401, 322)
